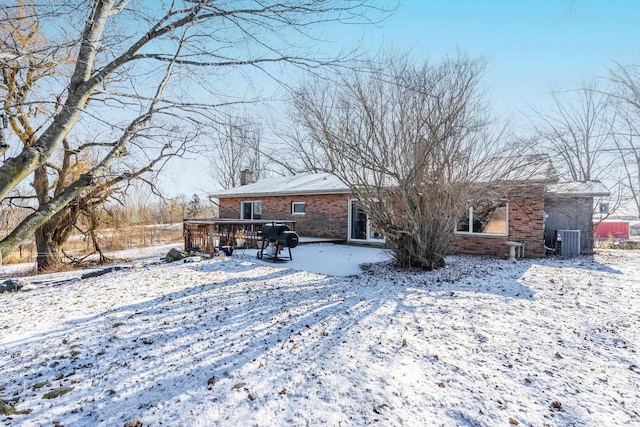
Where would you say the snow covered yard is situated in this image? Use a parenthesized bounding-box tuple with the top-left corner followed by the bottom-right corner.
(1, 246, 639, 426)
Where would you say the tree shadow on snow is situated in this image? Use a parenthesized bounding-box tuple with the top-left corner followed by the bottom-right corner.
(535, 253, 622, 275)
(1, 261, 389, 425)
(2, 253, 619, 426)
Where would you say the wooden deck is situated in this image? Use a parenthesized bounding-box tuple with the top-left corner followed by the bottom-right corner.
(183, 218, 296, 254)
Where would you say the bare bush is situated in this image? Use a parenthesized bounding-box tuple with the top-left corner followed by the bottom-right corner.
(291, 54, 511, 269)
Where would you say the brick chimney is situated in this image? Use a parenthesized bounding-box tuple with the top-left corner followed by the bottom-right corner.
(240, 168, 253, 186)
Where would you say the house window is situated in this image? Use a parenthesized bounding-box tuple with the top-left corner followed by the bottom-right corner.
(455, 200, 508, 236)
(291, 202, 306, 215)
(241, 201, 262, 219)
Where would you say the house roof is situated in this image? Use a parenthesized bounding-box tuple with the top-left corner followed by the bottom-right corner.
(545, 181, 610, 198)
(210, 172, 350, 199)
(476, 154, 558, 183)
(210, 156, 568, 199)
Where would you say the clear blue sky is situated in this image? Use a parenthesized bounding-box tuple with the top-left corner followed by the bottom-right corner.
(163, 0, 640, 197)
(362, 0, 640, 113)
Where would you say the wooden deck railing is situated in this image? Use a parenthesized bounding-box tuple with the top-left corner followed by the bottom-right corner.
(183, 218, 296, 254)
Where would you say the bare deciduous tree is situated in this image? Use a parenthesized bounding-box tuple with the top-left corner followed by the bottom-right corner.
(273, 116, 333, 174)
(1, 1, 193, 268)
(207, 115, 264, 190)
(532, 82, 616, 182)
(291, 55, 512, 270)
(0, 0, 389, 269)
(608, 63, 640, 219)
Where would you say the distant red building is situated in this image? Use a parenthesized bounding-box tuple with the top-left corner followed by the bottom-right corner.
(594, 221, 630, 239)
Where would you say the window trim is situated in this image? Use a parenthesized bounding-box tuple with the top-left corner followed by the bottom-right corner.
(454, 200, 509, 237)
(240, 200, 262, 220)
(347, 198, 386, 243)
(291, 201, 306, 215)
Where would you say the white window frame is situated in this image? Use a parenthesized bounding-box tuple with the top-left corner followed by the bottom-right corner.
(240, 200, 262, 220)
(347, 198, 385, 243)
(291, 201, 306, 215)
(454, 200, 509, 237)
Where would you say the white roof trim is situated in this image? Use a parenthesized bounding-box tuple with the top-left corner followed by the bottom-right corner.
(210, 172, 350, 199)
(546, 181, 610, 198)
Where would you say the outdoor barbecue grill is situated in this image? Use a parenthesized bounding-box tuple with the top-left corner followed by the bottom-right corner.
(257, 223, 299, 261)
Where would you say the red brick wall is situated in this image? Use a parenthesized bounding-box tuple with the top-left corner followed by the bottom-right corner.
(452, 184, 546, 258)
(218, 194, 351, 239)
(218, 183, 547, 257)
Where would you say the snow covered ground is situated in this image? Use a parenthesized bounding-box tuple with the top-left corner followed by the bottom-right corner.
(1, 244, 639, 426)
(235, 242, 391, 276)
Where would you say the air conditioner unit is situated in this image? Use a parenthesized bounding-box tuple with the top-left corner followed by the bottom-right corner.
(556, 230, 581, 256)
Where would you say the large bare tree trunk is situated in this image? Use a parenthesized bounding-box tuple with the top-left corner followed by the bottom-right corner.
(33, 165, 79, 270)
(33, 164, 61, 270)
(0, 0, 390, 267)
(35, 223, 61, 271)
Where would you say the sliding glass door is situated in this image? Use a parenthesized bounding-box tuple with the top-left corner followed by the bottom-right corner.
(348, 199, 384, 243)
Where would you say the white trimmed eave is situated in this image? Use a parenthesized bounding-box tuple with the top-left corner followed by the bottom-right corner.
(545, 181, 610, 198)
(212, 189, 353, 199)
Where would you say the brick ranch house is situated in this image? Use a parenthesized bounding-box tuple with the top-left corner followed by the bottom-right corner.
(210, 169, 609, 258)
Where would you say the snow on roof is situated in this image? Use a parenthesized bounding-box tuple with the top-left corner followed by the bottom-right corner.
(546, 181, 610, 197)
(211, 172, 350, 198)
(474, 154, 558, 183)
(211, 156, 561, 199)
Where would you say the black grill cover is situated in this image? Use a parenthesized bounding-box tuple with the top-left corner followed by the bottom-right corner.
(262, 224, 299, 248)
(262, 224, 290, 240)
(280, 231, 299, 248)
